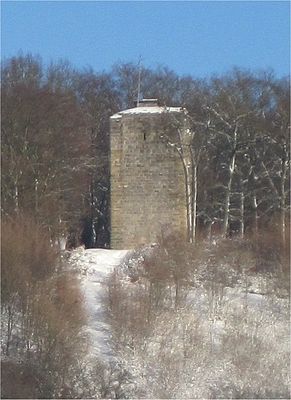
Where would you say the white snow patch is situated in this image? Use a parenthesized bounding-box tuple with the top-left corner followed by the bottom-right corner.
(110, 106, 183, 118)
(69, 249, 128, 362)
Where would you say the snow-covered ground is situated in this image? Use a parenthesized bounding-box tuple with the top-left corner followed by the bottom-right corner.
(66, 247, 289, 398)
(69, 248, 129, 363)
(103, 248, 290, 398)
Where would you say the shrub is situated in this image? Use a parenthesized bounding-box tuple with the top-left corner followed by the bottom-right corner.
(106, 233, 290, 398)
(1, 215, 88, 398)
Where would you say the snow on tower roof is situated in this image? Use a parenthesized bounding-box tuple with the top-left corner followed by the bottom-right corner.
(110, 105, 185, 119)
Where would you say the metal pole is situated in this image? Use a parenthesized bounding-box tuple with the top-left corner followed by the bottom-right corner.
(137, 55, 142, 106)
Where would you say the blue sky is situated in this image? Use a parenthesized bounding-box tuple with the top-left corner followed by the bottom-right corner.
(1, 1, 290, 77)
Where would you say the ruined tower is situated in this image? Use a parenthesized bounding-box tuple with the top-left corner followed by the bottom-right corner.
(110, 99, 187, 249)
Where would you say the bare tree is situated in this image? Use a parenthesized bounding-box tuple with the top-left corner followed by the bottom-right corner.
(160, 110, 206, 243)
(1, 55, 92, 244)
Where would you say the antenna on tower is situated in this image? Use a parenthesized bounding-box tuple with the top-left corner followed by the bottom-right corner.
(137, 55, 142, 106)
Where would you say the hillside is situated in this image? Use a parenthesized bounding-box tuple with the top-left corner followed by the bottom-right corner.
(68, 240, 289, 399)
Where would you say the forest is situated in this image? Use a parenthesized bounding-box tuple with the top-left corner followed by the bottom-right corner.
(2, 53, 290, 248)
(1, 54, 290, 398)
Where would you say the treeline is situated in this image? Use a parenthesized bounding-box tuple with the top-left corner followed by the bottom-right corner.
(1, 53, 290, 247)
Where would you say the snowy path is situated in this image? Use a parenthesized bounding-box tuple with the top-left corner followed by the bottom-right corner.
(69, 249, 129, 363)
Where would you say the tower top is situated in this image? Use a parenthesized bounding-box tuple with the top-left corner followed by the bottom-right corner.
(110, 102, 185, 119)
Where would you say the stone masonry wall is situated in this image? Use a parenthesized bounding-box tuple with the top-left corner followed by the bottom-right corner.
(110, 111, 187, 249)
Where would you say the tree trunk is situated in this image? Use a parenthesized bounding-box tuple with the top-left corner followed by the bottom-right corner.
(6, 305, 14, 356)
(185, 164, 193, 242)
(175, 279, 180, 309)
(222, 152, 236, 236)
(14, 183, 19, 213)
(280, 158, 288, 248)
(240, 189, 245, 239)
(35, 178, 39, 214)
(191, 161, 198, 244)
(179, 154, 193, 243)
(252, 193, 259, 238)
(222, 125, 238, 237)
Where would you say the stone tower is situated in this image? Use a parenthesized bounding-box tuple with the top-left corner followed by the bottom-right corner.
(110, 99, 187, 249)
